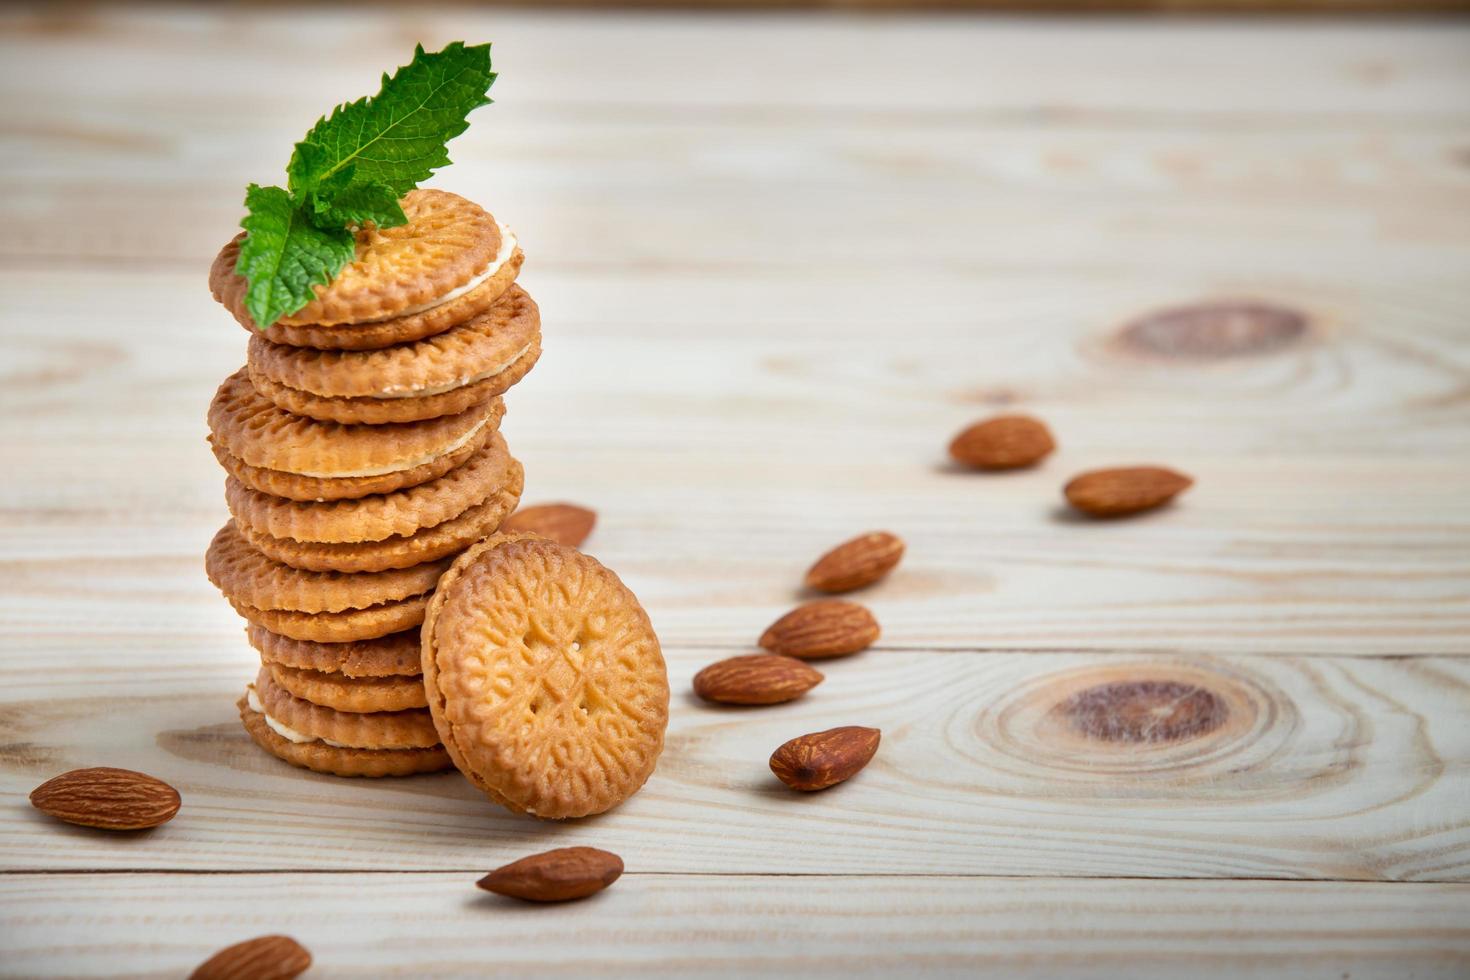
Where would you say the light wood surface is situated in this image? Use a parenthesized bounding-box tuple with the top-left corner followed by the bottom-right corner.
(2, 5, 1469, 977)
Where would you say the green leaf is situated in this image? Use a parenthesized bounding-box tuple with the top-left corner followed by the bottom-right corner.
(305, 179, 406, 231)
(287, 42, 495, 199)
(234, 184, 356, 329)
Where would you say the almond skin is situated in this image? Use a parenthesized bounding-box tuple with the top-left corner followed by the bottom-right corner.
(805, 532, 904, 593)
(189, 935, 311, 980)
(949, 414, 1055, 470)
(693, 654, 823, 705)
(501, 502, 596, 548)
(29, 767, 181, 831)
(1064, 466, 1193, 517)
(769, 726, 881, 791)
(759, 600, 879, 659)
(478, 846, 624, 902)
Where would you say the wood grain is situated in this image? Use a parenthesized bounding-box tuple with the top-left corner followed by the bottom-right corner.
(2, 650, 1466, 879)
(3, 873, 1468, 979)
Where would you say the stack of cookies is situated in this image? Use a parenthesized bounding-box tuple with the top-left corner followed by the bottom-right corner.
(204, 189, 540, 778)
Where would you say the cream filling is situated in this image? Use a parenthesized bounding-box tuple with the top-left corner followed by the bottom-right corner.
(283, 414, 490, 479)
(379, 223, 518, 320)
(375, 341, 534, 399)
(246, 685, 354, 749)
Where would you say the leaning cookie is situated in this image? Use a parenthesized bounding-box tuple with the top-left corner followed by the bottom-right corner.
(208, 368, 503, 480)
(422, 534, 670, 819)
(238, 690, 450, 778)
(211, 189, 513, 335)
(245, 287, 542, 424)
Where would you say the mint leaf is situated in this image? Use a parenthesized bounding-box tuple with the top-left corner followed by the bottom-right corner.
(288, 42, 494, 199)
(306, 179, 405, 231)
(234, 184, 356, 329)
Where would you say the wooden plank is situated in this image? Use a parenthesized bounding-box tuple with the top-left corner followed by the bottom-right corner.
(2, 873, 1468, 979)
(3, 261, 1467, 654)
(2, 651, 1467, 879)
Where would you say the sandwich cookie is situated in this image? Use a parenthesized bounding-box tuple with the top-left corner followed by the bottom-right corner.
(208, 368, 503, 481)
(226, 432, 523, 573)
(246, 286, 542, 424)
(211, 188, 523, 346)
(206, 522, 447, 642)
(210, 421, 492, 503)
(239, 671, 450, 778)
(266, 663, 427, 713)
(247, 624, 423, 678)
(422, 534, 670, 819)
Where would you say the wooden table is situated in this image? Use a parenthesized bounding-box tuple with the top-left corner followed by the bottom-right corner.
(3, 6, 1469, 977)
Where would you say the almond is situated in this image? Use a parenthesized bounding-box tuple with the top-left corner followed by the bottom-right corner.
(501, 502, 596, 548)
(949, 414, 1055, 470)
(770, 726, 881, 792)
(477, 846, 624, 902)
(29, 767, 180, 831)
(805, 531, 904, 593)
(693, 654, 823, 705)
(759, 600, 879, 659)
(189, 935, 311, 980)
(1064, 466, 1193, 517)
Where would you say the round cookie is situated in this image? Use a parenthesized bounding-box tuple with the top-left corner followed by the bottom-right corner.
(245, 286, 542, 424)
(211, 189, 504, 328)
(225, 431, 518, 545)
(215, 238, 524, 351)
(208, 368, 502, 479)
(238, 475, 522, 573)
(422, 534, 670, 819)
(205, 522, 450, 614)
(247, 337, 541, 424)
(254, 669, 440, 748)
(239, 695, 451, 778)
(267, 663, 427, 713)
(247, 625, 422, 678)
(233, 595, 430, 644)
(209, 423, 492, 503)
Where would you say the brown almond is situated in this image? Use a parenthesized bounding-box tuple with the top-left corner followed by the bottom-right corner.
(189, 935, 311, 980)
(805, 531, 904, 593)
(478, 846, 624, 902)
(501, 502, 597, 548)
(693, 654, 823, 705)
(759, 600, 879, 659)
(770, 726, 881, 791)
(1064, 466, 1193, 517)
(949, 414, 1055, 470)
(29, 767, 181, 831)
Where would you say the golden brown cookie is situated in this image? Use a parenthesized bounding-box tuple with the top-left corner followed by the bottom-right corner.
(208, 368, 503, 478)
(215, 237, 524, 350)
(247, 625, 422, 678)
(423, 534, 670, 819)
(211, 189, 504, 329)
(205, 522, 449, 614)
(239, 695, 451, 778)
(254, 669, 439, 748)
(209, 423, 492, 503)
(245, 341, 536, 424)
(267, 662, 427, 713)
(225, 432, 517, 545)
(244, 287, 541, 425)
(238, 473, 522, 573)
(233, 595, 430, 643)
